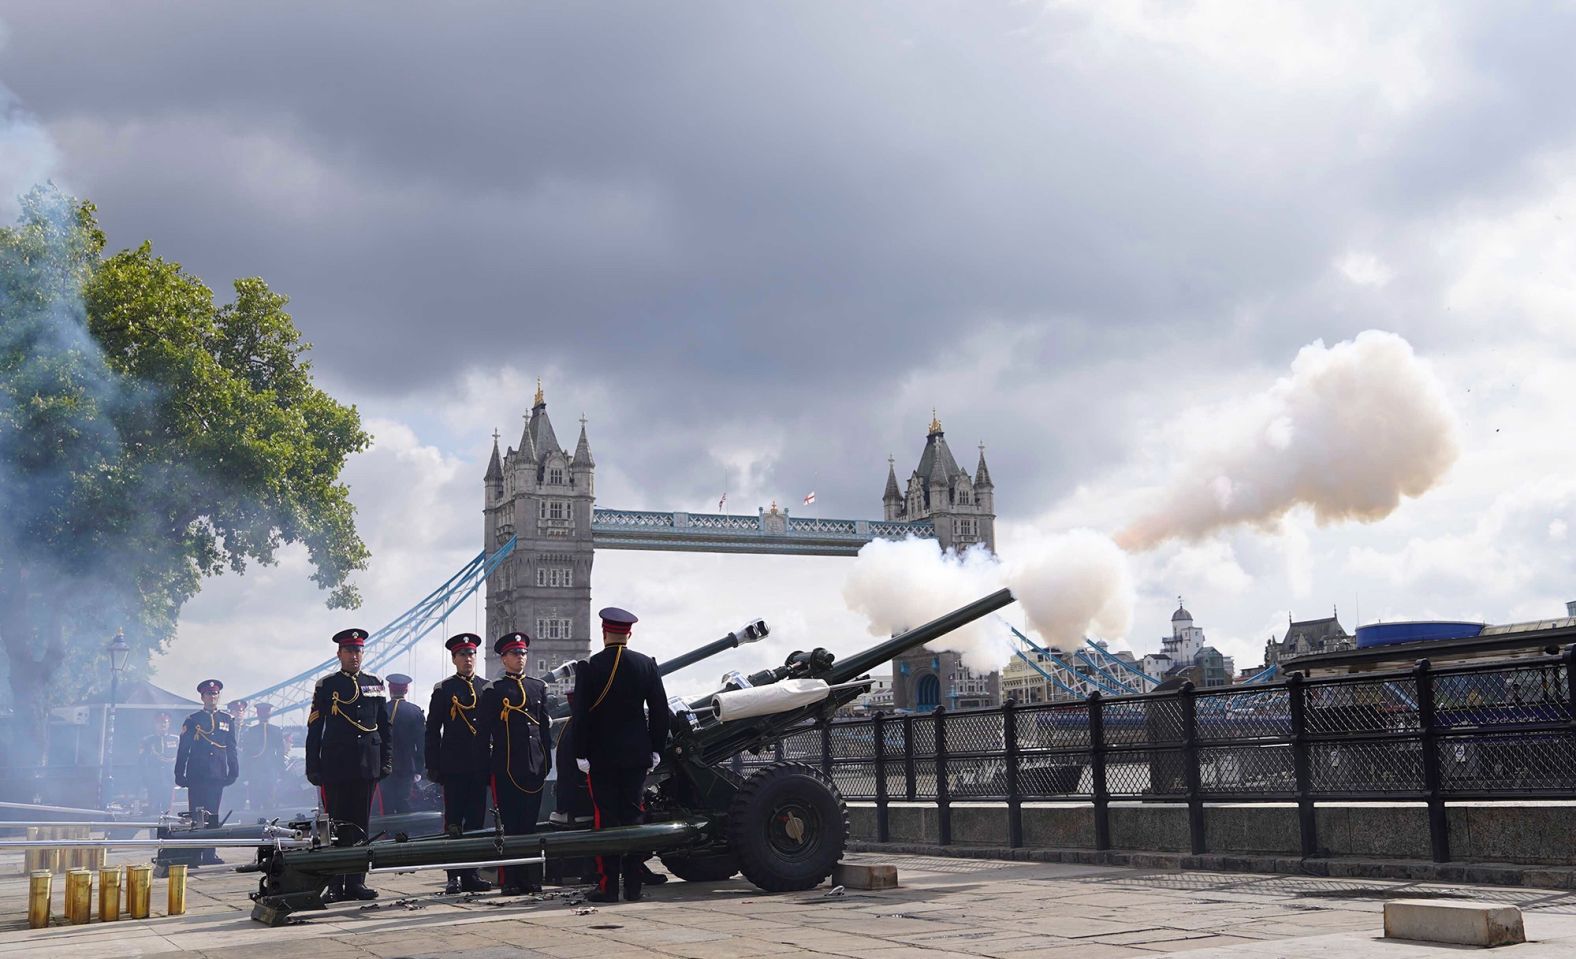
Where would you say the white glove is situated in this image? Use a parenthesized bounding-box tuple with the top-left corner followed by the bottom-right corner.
(650, 752, 661, 770)
(576, 758, 590, 774)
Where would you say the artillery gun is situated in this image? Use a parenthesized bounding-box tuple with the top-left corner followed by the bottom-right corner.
(243, 588, 1015, 924)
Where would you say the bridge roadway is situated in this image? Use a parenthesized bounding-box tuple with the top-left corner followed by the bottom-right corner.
(7, 849, 1576, 957)
(591, 507, 935, 556)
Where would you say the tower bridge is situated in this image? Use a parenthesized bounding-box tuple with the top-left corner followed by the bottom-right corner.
(483, 388, 998, 695)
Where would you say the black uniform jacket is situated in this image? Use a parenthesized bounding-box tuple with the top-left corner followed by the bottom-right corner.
(479, 673, 552, 790)
(571, 645, 668, 769)
(388, 698, 427, 776)
(242, 721, 287, 780)
(305, 670, 392, 784)
(173, 709, 239, 786)
(553, 716, 592, 818)
(425, 674, 491, 780)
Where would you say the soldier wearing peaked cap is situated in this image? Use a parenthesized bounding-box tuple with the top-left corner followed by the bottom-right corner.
(305, 628, 392, 903)
(379, 674, 425, 814)
(425, 633, 493, 894)
(479, 632, 552, 894)
(173, 679, 239, 865)
(242, 702, 287, 812)
(572, 607, 668, 903)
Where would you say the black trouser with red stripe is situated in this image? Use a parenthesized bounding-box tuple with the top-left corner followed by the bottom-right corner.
(320, 779, 376, 888)
(587, 765, 646, 897)
(492, 776, 544, 890)
(441, 772, 489, 883)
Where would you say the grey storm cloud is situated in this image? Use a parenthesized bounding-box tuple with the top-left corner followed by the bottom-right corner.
(4, 0, 1576, 520)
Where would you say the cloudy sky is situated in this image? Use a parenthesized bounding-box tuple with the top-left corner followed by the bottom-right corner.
(2, 1, 1573, 700)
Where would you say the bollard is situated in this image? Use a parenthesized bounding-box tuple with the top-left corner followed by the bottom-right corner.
(44, 827, 62, 874)
(167, 863, 187, 916)
(100, 866, 122, 921)
(126, 864, 152, 919)
(28, 870, 52, 929)
(65, 868, 93, 924)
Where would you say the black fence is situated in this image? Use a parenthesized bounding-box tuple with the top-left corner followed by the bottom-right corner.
(732, 647, 1576, 863)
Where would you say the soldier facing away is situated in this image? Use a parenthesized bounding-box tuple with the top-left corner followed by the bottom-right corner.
(572, 606, 668, 903)
(173, 679, 239, 865)
(381, 673, 425, 814)
(305, 628, 391, 902)
(480, 632, 552, 894)
(425, 633, 493, 895)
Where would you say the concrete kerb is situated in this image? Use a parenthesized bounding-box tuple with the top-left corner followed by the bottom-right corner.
(846, 841, 1576, 890)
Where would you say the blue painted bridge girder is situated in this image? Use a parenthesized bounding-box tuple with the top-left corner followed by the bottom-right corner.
(590, 508, 935, 556)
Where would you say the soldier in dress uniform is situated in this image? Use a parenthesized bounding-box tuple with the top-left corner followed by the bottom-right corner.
(138, 712, 178, 814)
(243, 702, 287, 812)
(380, 673, 425, 814)
(479, 632, 552, 894)
(227, 699, 250, 807)
(425, 633, 493, 895)
(304, 628, 392, 902)
(572, 607, 668, 903)
(173, 679, 239, 865)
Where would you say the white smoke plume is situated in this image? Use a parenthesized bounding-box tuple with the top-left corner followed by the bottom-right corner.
(1117, 330, 1460, 551)
(842, 532, 1133, 671)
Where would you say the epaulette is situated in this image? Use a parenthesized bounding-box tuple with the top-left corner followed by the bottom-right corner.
(313, 675, 329, 689)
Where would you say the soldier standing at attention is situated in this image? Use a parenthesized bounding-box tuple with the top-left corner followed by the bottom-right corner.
(139, 711, 178, 814)
(225, 699, 248, 807)
(173, 679, 239, 865)
(480, 632, 551, 894)
(244, 702, 287, 812)
(305, 628, 391, 903)
(425, 633, 493, 895)
(573, 607, 668, 903)
(381, 673, 425, 814)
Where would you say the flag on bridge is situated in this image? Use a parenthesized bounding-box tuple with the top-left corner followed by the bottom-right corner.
(803, 491, 816, 506)
(718, 492, 727, 511)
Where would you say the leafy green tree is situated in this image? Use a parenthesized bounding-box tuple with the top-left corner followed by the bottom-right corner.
(0, 185, 369, 769)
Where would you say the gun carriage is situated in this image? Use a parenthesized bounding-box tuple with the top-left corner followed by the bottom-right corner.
(243, 588, 1015, 924)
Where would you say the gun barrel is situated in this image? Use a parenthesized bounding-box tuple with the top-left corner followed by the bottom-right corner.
(660, 619, 767, 676)
(823, 587, 1015, 684)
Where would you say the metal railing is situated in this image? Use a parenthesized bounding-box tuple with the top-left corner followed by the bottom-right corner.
(732, 647, 1576, 862)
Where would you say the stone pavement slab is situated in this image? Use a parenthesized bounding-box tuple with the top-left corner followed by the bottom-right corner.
(6, 851, 1576, 957)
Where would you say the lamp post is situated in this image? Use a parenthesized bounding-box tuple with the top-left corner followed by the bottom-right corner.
(99, 629, 130, 810)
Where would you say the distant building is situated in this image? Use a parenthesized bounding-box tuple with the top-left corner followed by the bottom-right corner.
(1002, 641, 1138, 703)
(1263, 612, 1352, 669)
(1135, 601, 1235, 690)
(843, 674, 893, 716)
(888, 412, 1001, 712)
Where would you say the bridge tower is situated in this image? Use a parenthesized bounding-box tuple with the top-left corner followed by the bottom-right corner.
(887, 412, 1000, 711)
(482, 382, 596, 681)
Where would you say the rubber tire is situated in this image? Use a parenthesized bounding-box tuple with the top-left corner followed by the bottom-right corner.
(725, 762, 848, 892)
(658, 848, 741, 882)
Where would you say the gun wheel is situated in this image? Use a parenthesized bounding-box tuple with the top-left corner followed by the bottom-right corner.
(725, 762, 847, 892)
(658, 847, 740, 882)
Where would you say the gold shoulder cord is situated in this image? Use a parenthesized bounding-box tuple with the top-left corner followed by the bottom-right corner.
(331, 673, 379, 733)
(500, 675, 543, 794)
(193, 713, 228, 750)
(248, 724, 268, 759)
(449, 677, 479, 734)
(590, 645, 623, 710)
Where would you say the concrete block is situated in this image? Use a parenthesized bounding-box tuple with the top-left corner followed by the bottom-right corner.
(1383, 899, 1525, 947)
(833, 862, 898, 890)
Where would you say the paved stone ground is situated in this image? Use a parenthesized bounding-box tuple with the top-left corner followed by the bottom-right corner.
(6, 852, 1576, 958)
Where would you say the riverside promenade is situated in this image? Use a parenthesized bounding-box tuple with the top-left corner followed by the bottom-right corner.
(6, 852, 1576, 958)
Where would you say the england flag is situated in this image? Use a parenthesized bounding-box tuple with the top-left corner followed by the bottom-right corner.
(803, 491, 816, 506)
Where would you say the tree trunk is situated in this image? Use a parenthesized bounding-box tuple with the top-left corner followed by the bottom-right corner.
(0, 558, 59, 775)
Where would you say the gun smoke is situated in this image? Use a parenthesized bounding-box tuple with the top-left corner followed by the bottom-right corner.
(845, 331, 1459, 670)
(1117, 330, 1460, 550)
(842, 533, 1133, 672)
